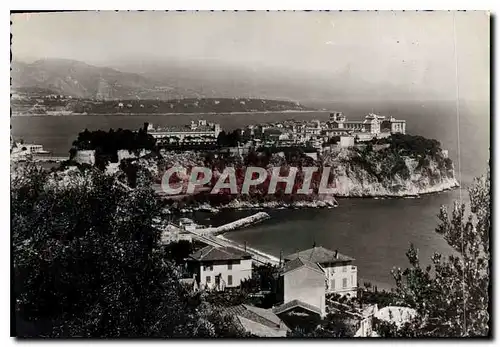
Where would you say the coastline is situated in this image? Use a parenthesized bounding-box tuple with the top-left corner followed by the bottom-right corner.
(331, 177, 460, 198)
(11, 110, 323, 117)
(176, 179, 459, 212)
(217, 198, 339, 210)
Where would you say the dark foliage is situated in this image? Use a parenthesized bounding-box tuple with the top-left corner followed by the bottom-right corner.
(217, 130, 241, 147)
(287, 312, 355, 337)
(70, 127, 156, 167)
(380, 168, 490, 337)
(12, 165, 244, 337)
(13, 95, 313, 115)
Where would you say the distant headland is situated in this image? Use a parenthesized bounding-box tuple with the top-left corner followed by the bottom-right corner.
(11, 88, 315, 116)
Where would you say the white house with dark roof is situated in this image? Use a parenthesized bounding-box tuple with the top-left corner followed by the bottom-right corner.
(285, 246, 358, 297)
(188, 245, 253, 291)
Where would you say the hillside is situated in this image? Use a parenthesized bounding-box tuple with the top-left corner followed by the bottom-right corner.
(11, 59, 202, 100)
(11, 58, 314, 113)
(11, 95, 313, 115)
(11, 58, 448, 104)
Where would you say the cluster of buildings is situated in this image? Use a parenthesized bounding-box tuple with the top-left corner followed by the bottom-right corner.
(11, 89, 77, 116)
(147, 119, 222, 145)
(156, 215, 417, 337)
(10, 136, 52, 161)
(173, 231, 375, 337)
(159, 217, 370, 336)
(241, 112, 406, 151)
(145, 111, 406, 153)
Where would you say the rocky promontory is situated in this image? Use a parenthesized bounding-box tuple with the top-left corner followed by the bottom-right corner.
(67, 133, 458, 209)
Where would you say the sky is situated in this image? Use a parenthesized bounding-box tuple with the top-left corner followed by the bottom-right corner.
(11, 11, 490, 101)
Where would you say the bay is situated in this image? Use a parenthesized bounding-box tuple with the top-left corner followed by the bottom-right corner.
(11, 99, 490, 289)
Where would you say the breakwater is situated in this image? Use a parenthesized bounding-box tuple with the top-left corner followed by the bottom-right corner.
(196, 212, 270, 236)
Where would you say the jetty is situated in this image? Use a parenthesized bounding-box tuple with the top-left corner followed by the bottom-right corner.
(195, 212, 270, 236)
(162, 212, 279, 266)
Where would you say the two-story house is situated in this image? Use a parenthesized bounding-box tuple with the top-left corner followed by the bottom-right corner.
(284, 246, 358, 297)
(274, 256, 327, 324)
(187, 245, 253, 290)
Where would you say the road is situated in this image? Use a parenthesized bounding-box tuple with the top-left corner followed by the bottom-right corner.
(187, 228, 280, 266)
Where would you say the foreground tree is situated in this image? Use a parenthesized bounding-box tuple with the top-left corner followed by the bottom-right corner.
(288, 312, 357, 337)
(384, 168, 490, 337)
(12, 164, 242, 337)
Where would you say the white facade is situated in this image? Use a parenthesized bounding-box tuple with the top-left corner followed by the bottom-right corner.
(282, 266, 326, 317)
(160, 231, 193, 245)
(74, 150, 96, 165)
(198, 258, 253, 290)
(117, 149, 151, 161)
(11, 143, 50, 158)
(339, 136, 355, 148)
(323, 263, 358, 297)
(147, 120, 222, 144)
(284, 247, 358, 299)
(390, 119, 406, 134)
(355, 132, 376, 142)
(366, 119, 381, 134)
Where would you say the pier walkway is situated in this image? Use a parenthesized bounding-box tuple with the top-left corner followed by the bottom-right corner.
(162, 213, 279, 266)
(186, 228, 280, 266)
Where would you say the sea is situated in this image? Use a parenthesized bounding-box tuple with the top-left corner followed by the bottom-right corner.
(11, 99, 490, 290)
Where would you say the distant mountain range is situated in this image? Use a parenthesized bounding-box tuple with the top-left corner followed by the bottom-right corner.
(11, 59, 315, 114)
(11, 57, 439, 105)
(11, 58, 205, 100)
(10, 58, 347, 103)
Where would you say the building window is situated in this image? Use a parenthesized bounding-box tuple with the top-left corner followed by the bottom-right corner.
(343, 278, 348, 288)
(330, 279, 335, 290)
(228, 275, 233, 286)
(206, 276, 211, 284)
(228, 261, 233, 270)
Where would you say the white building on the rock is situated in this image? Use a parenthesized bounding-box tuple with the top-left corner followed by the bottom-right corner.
(147, 119, 222, 145)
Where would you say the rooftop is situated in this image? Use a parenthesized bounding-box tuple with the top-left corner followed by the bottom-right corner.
(189, 245, 252, 262)
(273, 299, 322, 316)
(282, 256, 324, 276)
(344, 120, 367, 124)
(226, 304, 286, 330)
(284, 246, 355, 265)
(322, 128, 352, 132)
(150, 125, 216, 133)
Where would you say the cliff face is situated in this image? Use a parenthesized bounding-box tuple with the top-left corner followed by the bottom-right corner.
(323, 146, 458, 197)
(94, 135, 458, 202)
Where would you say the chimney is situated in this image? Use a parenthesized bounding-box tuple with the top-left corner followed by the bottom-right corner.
(334, 250, 338, 259)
